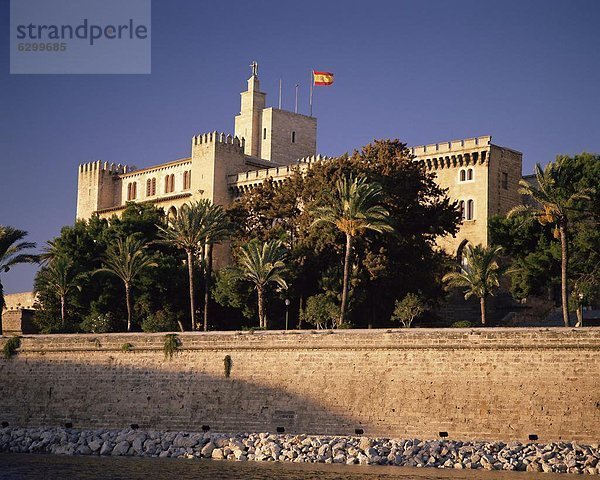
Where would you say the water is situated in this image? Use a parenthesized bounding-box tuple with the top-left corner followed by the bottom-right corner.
(0, 454, 562, 480)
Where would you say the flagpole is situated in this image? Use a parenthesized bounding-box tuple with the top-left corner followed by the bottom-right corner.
(278, 78, 282, 109)
(309, 70, 314, 117)
(294, 84, 299, 113)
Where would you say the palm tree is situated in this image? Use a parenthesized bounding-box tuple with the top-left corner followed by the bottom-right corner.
(509, 161, 591, 327)
(312, 175, 393, 325)
(0, 226, 38, 336)
(442, 244, 503, 326)
(201, 203, 232, 332)
(36, 255, 84, 327)
(238, 240, 287, 329)
(39, 239, 60, 265)
(95, 235, 157, 332)
(157, 201, 209, 331)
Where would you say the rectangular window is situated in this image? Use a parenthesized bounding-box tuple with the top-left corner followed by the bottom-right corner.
(502, 172, 508, 190)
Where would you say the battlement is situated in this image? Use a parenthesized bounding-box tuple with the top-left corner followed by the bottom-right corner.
(192, 131, 245, 151)
(78, 161, 134, 175)
(228, 154, 330, 194)
(296, 154, 329, 165)
(410, 136, 492, 157)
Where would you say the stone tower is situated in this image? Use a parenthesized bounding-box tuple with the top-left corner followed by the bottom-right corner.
(234, 62, 266, 158)
(234, 62, 317, 164)
(76, 161, 131, 220)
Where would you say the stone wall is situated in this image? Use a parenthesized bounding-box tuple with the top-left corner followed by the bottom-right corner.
(1, 328, 598, 442)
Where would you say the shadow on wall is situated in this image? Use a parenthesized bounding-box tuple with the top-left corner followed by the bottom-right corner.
(0, 329, 599, 442)
(0, 349, 359, 436)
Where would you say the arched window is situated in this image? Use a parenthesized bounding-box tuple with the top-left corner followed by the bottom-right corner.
(146, 178, 156, 196)
(128, 182, 137, 201)
(467, 168, 473, 181)
(291, 131, 296, 143)
(183, 170, 191, 190)
(164, 174, 175, 193)
(459, 169, 466, 182)
(466, 199, 474, 220)
(167, 206, 177, 223)
(459, 200, 465, 220)
(457, 240, 469, 269)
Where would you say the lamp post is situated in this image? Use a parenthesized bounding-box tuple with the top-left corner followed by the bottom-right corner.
(284, 299, 290, 330)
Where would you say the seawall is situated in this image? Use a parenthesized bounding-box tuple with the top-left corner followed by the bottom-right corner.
(1, 328, 599, 442)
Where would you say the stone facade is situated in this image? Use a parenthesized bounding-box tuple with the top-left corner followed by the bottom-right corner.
(1, 329, 598, 442)
(410, 137, 522, 253)
(76, 65, 523, 256)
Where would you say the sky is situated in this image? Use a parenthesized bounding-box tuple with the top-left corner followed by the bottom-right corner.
(1, 0, 600, 293)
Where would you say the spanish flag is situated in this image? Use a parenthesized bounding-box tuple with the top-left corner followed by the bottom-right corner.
(313, 71, 334, 86)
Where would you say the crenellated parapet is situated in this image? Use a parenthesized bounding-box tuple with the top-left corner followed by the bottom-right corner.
(410, 136, 492, 171)
(228, 154, 330, 197)
(192, 131, 245, 152)
(78, 160, 135, 175)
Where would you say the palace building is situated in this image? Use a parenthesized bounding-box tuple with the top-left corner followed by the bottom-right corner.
(76, 65, 523, 260)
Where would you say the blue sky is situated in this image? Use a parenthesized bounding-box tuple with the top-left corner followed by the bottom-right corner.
(1, 0, 599, 293)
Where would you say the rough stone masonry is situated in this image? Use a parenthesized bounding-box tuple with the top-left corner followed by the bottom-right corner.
(0, 328, 599, 442)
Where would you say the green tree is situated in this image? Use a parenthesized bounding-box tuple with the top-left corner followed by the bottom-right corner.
(300, 294, 338, 329)
(33, 204, 187, 332)
(201, 203, 232, 331)
(157, 201, 208, 331)
(489, 214, 560, 299)
(0, 226, 38, 335)
(35, 255, 84, 326)
(237, 240, 287, 329)
(95, 235, 157, 332)
(442, 244, 503, 326)
(227, 140, 459, 329)
(312, 175, 393, 325)
(391, 293, 427, 328)
(509, 160, 592, 327)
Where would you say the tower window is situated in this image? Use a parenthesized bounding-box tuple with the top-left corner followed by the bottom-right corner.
(459, 169, 466, 182)
(291, 131, 296, 143)
(502, 172, 508, 190)
(466, 168, 473, 181)
(466, 199, 474, 220)
(459, 200, 465, 220)
(263, 128, 267, 140)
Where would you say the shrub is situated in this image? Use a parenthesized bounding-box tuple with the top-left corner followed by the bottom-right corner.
(80, 311, 115, 334)
(300, 294, 338, 329)
(121, 343, 134, 352)
(163, 334, 181, 360)
(142, 308, 181, 333)
(391, 293, 427, 328)
(224, 355, 232, 377)
(3, 336, 21, 359)
(451, 320, 473, 328)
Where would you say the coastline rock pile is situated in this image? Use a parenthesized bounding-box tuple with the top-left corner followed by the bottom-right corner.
(1, 426, 599, 474)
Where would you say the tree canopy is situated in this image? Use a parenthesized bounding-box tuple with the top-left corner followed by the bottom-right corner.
(225, 139, 461, 328)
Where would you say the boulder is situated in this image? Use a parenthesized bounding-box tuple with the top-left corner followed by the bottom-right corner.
(201, 442, 215, 458)
(111, 441, 130, 456)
